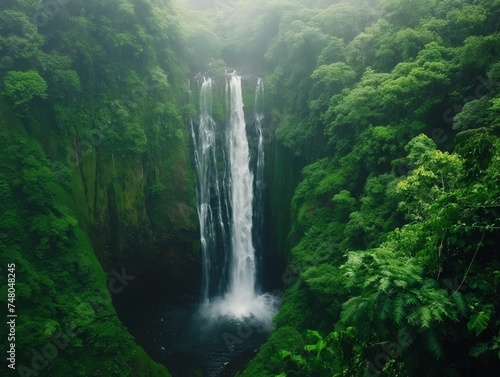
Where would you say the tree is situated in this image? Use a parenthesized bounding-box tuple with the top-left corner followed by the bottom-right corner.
(397, 134, 463, 222)
(382, 0, 438, 27)
(0, 9, 44, 63)
(453, 97, 494, 131)
(325, 69, 390, 153)
(380, 42, 453, 118)
(2, 70, 47, 108)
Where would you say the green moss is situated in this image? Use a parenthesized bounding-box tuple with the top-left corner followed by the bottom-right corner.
(238, 326, 304, 377)
(0, 129, 171, 376)
(211, 83, 226, 121)
(269, 140, 304, 258)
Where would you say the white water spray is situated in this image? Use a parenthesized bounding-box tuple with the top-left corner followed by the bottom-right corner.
(194, 73, 278, 326)
(227, 74, 256, 300)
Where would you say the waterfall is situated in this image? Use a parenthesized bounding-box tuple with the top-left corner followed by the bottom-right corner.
(226, 73, 256, 303)
(255, 79, 265, 193)
(193, 73, 278, 325)
(254, 78, 265, 270)
(191, 77, 229, 302)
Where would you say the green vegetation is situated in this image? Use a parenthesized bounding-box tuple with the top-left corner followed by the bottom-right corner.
(213, 0, 500, 376)
(2, 70, 47, 111)
(0, 0, 203, 375)
(1, 0, 500, 376)
(0, 133, 170, 376)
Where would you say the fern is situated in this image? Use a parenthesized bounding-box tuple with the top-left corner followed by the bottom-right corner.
(342, 252, 364, 289)
(341, 294, 378, 342)
(398, 328, 415, 349)
(363, 274, 377, 285)
(393, 279, 408, 288)
(428, 296, 448, 322)
(393, 296, 406, 325)
(380, 268, 393, 277)
(450, 291, 467, 317)
(423, 329, 444, 360)
(341, 296, 365, 325)
(469, 343, 488, 357)
(379, 296, 393, 321)
(420, 306, 432, 328)
(467, 311, 491, 336)
(379, 276, 391, 291)
(404, 294, 418, 306)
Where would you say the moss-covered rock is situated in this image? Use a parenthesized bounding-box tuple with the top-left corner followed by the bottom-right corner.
(0, 130, 171, 377)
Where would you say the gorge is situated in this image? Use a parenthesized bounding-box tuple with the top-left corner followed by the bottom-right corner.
(121, 73, 280, 377)
(1, 0, 500, 377)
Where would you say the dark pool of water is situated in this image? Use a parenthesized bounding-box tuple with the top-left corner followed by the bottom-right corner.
(122, 295, 271, 377)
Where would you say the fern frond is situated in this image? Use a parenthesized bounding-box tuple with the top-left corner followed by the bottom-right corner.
(429, 297, 448, 322)
(393, 279, 408, 288)
(380, 296, 393, 321)
(341, 296, 364, 324)
(379, 276, 391, 291)
(394, 296, 406, 325)
(380, 268, 392, 277)
(469, 343, 488, 357)
(398, 328, 415, 349)
(450, 292, 467, 317)
(342, 253, 364, 289)
(423, 329, 444, 360)
(363, 275, 379, 289)
(420, 306, 432, 328)
(405, 294, 418, 307)
(407, 310, 420, 326)
(467, 311, 490, 336)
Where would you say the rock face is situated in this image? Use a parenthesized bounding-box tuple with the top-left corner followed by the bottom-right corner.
(69, 123, 200, 288)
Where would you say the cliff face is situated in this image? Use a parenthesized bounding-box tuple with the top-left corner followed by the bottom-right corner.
(0, 1, 201, 375)
(67, 108, 199, 283)
(0, 113, 177, 377)
(268, 138, 304, 259)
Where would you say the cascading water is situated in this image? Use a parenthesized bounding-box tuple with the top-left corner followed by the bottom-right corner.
(225, 73, 257, 310)
(253, 78, 265, 273)
(193, 73, 278, 325)
(120, 74, 278, 377)
(190, 77, 229, 301)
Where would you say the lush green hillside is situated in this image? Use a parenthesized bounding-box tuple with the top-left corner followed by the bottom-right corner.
(0, 0, 210, 375)
(0, 131, 171, 376)
(216, 0, 500, 376)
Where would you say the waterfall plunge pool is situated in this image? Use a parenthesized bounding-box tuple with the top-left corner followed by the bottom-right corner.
(121, 292, 280, 377)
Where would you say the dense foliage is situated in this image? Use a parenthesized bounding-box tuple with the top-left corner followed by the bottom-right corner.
(0, 0, 206, 375)
(1, 0, 500, 376)
(0, 133, 169, 376)
(213, 0, 500, 376)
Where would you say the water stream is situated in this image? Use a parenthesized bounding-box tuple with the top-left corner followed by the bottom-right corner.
(193, 73, 278, 324)
(254, 78, 265, 276)
(118, 73, 279, 377)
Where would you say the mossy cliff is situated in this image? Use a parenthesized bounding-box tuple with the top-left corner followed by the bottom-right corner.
(0, 122, 174, 377)
(0, 0, 202, 375)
